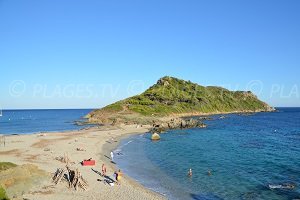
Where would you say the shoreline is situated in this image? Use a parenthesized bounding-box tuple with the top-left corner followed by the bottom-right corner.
(0, 125, 166, 200)
(87, 107, 276, 126)
(158, 108, 276, 120)
(0, 109, 278, 200)
(100, 126, 166, 198)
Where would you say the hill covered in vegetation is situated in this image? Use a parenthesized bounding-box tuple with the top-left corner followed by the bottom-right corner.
(86, 76, 274, 124)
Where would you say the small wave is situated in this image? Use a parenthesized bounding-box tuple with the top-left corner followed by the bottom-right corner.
(125, 140, 133, 145)
(146, 187, 167, 197)
(114, 140, 133, 153)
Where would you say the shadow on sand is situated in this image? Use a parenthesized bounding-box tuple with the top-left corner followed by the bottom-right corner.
(91, 168, 116, 183)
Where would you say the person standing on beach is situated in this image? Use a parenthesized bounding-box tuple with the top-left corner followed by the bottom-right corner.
(110, 151, 114, 162)
(101, 164, 107, 176)
(115, 169, 122, 185)
(114, 171, 118, 182)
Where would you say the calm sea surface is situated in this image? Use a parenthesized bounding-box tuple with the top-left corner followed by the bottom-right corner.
(0, 109, 93, 134)
(115, 108, 300, 200)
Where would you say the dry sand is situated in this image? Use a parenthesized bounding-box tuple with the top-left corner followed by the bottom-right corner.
(0, 125, 166, 200)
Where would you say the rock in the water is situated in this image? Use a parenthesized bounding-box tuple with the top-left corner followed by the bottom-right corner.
(151, 133, 160, 141)
(199, 116, 213, 120)
(198, 122, 207, 128)
(151, 117, 207, 133)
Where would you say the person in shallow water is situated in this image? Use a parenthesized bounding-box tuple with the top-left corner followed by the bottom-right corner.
(188, 168, 193, 177)
(207, 170, 212, 176)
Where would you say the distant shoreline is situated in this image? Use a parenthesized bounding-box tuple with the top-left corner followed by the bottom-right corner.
(1, 108, 276, 136)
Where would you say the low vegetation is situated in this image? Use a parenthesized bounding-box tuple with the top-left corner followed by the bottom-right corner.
(0, 186, 9, 200)
(0, 162, 16, 200)
(87, 76, 274, 124)
(0, 162, 17, 172)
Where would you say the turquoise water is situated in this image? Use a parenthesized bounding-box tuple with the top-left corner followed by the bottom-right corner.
(115, 108, 300, 200)
(0, 109, 93, 134)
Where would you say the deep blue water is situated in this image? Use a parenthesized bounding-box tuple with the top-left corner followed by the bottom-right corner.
(0, 109, 93, 134)
(115, 108, 300, 200)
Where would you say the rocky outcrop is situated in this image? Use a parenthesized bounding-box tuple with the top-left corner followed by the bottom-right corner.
(151, 118, 207, 133)
(157, 77, 170, 86)
(198, 116, 213, 120)
(151, 133, 161, 140)
(87, 76, 276, 125)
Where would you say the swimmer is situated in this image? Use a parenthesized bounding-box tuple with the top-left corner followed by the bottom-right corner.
(207, 170, 212, 176)
(188, 168, 193, 177)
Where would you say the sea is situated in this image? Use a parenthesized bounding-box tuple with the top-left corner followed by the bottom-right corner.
(0, 108, 299, 200)
(0, 109, 93, 134)
(114, 108, 300, 200)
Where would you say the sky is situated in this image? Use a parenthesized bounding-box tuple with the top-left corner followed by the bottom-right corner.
(0, 0, 299, 109)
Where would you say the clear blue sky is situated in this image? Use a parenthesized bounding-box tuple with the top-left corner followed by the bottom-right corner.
(0, 0, 299, 109)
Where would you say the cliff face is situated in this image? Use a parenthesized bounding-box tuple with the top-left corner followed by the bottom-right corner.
(87, 76, 275, 124)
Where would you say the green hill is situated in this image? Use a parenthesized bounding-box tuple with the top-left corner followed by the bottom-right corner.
(87, 76, 274, 124)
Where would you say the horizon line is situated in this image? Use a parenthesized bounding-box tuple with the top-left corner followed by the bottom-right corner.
(1, 106, 300, 111)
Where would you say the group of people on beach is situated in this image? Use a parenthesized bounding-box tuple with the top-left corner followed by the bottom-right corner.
(100, 151, 123, 185)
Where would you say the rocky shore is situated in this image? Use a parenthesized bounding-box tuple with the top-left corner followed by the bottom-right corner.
(150, 117, 207, 133)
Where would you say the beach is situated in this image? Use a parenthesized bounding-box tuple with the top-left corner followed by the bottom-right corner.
(1, 109, 299, 200)
(0, 125, 165, 200)
(1, 0, 298, 199)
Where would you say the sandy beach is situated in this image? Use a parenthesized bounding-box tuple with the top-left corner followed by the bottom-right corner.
(0, 125, 166, 200)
